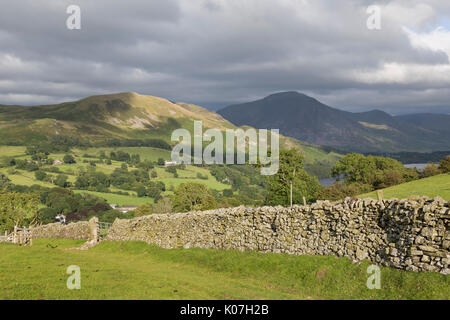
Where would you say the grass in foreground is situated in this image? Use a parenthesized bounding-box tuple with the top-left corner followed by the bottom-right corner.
(360, 174, 450, 201)
(0, 240, 448, 300)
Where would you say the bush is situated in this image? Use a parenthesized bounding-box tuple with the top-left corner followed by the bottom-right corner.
(196, 172, 208, 180)
(422, 163, 441, 178)
(152, 198, 173, 214)
(35, 170, 47, 181)
(134, 204, 153, 217)
(439, 156, 450, 173)
(222, 189, 233, 197)
(54, 174, 69, 188)
(37, 207, 58, 224)
(63, 154, 76, 164)
(318, 182, 372, 201)
(171, 183, 217, 212)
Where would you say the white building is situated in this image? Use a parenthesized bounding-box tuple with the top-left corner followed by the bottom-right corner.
(164, 161, 177, 167)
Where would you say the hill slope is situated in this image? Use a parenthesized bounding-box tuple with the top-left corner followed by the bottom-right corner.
(395, 113, 450, 136)
(0, 92, 342, 170)
(360, 174, 450, 201)
(218, 92, 450, 153)
(0, 92, 236, 145)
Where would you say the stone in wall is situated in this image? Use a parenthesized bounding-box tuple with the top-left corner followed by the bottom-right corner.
(106, 197, 449, 274)
(32, 220, 91, 240)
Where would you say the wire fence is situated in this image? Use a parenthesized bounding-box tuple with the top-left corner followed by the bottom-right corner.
(98, 222, 113, 230)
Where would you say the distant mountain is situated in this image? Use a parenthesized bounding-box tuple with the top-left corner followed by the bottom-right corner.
(395, 113, 450, 136)
(0, 92, 341, 171)
(0, 92, 236, 145)
(218, 92, 450, 153)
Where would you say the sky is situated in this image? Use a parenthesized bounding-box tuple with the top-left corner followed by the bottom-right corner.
(0, 0, 449, 114)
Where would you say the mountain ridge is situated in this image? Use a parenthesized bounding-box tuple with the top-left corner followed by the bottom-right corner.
(0, 92, 343, 171)
(218, 91, 450, 153)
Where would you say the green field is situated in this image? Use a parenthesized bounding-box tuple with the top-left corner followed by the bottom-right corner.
(79, 147, 172, 162)
(0, 146, 27, 157)
(0, 239, 448, 300)
(0, 145, 232, 206)
(360, 174, 450, 201)
(73, 190, 154, 206)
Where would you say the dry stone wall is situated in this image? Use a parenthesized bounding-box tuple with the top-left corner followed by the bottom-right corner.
(106, 197, 449, 274)
(32, 221, 91, 240)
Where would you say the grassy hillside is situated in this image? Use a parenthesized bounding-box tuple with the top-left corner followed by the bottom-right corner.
(0, 146, 232, 206)
(360, 174, 450, 200)
(0, 240, 447, 300)
(0, 92, 342, 170)
(0, 92, 235, 145)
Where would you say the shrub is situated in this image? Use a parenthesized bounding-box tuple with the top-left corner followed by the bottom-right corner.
(35, 170, 47, 181)
(196, 172, 208, 180)
(439, 156, 450, 173)
(318, 182, 372, 201)
(134, 204, 153, 217)
(171, 183, 217, 212)
(422, 163, 441, 178)
(37, 207, 58, 224)
(152, 198, 173, 214)
(54, 174, 69, 188)
(63, 154, 76, 164)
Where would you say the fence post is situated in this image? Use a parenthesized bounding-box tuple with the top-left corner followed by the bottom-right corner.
(88, 217, 99, 243)
(13, 226, 17, 244)
(376, 190, 384, 201)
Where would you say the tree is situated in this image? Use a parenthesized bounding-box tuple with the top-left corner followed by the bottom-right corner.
(136, 185, 147, 198)
(166, 166, 177, 175)
(222, 189, 233, 197)
(152, 198, 173, 214)
(439, 156, 450, 173)
(0, 191, 39, 232)
(134, 204, 153, 217)
(265, 149, 320, 206)
(171, 183, 217, 212)
(422, 163, 441, 178)
(54, 174, 69, 188)
(35, 170, 47, 181)
(0, 173, 11, 190)
(63, 154, 76, 164)
(157, 158, 165, 166)
(331, 153, 408, 188)
(37, 207, 58, 224)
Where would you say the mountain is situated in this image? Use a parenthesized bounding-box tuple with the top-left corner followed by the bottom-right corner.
(0, 92, 236, 145)
(395, 113, 450, 136)
(0, 92, 342, 171)
(218, 92, 450, 153)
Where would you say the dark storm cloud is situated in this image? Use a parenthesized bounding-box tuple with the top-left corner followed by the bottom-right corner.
(0, 0, 449, 114)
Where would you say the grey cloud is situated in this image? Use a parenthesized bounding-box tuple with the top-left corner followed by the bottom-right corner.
(0, 0, 449, 115)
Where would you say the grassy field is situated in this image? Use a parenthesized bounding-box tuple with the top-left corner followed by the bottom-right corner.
(73, 190, 154, 206)
(0, 146, 26, 157)
(0, 239, 447, 300)
(79, 147, 172, 162)
(0, 145, 231, 206)
(360, 174, 450, 201)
